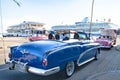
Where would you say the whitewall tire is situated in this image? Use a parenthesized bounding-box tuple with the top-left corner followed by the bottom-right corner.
(65, 61, 75, 77)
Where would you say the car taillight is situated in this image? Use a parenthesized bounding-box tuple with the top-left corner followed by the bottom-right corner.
(42, 58, 47, 66)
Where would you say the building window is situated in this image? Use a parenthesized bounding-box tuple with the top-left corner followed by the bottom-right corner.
(31, 24, 36, 26)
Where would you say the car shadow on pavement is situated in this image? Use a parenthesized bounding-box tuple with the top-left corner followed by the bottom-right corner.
(0, 64, 66, 80)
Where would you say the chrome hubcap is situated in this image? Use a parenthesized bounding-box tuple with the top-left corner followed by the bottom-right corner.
(66, 61, 74, 76)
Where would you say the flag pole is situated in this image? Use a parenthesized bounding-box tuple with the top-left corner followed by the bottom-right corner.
(89, 0, 94, 37)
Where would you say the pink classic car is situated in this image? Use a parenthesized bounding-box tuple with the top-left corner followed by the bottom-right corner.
(95, 35, 114, 49)
(95, 29, 117, 49)
(29, 35, 48, 41)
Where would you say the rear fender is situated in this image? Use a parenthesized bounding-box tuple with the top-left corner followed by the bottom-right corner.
(10, 46, 18, 60)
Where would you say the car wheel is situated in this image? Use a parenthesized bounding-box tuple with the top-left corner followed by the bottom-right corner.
(94, 50, 99, 60)
(114, 40, 116, 45)
(65, 61, 75, 77)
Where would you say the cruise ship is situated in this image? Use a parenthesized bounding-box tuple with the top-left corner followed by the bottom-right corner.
(51, 17, 120, 33)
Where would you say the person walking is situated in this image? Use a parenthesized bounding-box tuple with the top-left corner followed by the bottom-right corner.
(55, 32, 60, 40)
(48, 32, 54, 40)
(62, 32, 69, 41)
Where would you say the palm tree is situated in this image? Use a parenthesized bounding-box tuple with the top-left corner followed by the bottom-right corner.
(13, 0, 21, 7)
(0, 0, 21, 64)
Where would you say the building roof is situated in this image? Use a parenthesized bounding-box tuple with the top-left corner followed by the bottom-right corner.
(9, 21, 45, 28)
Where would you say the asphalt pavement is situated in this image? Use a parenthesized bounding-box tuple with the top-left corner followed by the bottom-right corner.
(0, 45, 120, 80)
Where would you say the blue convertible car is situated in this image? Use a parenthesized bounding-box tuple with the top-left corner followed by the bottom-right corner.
(8, 40, 101, 77)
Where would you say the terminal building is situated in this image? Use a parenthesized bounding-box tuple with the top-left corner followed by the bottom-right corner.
(7, 21, 46, 35)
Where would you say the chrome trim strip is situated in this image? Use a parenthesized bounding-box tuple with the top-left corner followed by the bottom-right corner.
(28, 66, 60, 76)
(78, 57, 94, 66)
(100, 45, 111, 48)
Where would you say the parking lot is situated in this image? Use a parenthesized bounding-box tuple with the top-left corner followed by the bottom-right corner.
(0, 37, 29, 64)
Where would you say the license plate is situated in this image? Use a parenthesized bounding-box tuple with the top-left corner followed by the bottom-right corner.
(16, 63, 28, 73)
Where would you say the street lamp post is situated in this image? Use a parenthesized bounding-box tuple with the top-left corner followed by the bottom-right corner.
(0, 0, 21, 64)
(89, 0, 94, 37)
(0, 0, 6, 63)
(0, 0, 3, 36)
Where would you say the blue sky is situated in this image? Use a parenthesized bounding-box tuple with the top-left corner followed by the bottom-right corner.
(1, 0, 120, 32)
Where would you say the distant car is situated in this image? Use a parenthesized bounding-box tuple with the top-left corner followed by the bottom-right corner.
(29, 35, 47, 41)
(100, 29, 117, 45)
(8, 40, 101, 77)
(88, 32, 101, 41)
(61, 31, 91, 41)
(95, 35, 114, 49)
(3, 33, 14, 37)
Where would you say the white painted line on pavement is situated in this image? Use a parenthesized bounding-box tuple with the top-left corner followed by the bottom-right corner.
(0, 67, 8, 71)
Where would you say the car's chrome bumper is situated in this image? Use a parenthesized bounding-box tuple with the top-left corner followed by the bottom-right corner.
(28, 66, 60, 76)
(100, 45, 112, 48)
(8, 60, 60, 76)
